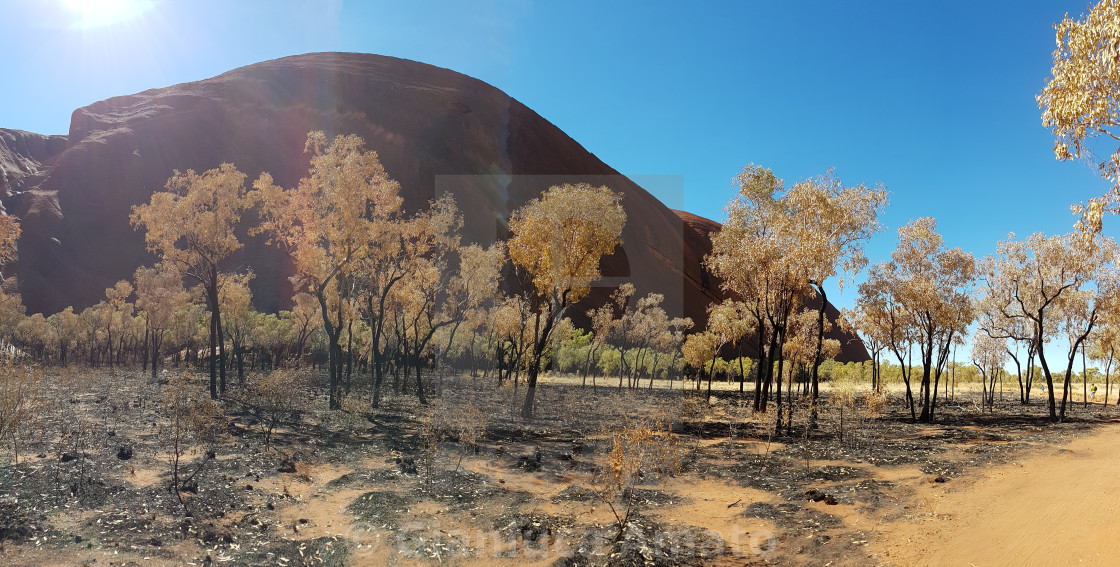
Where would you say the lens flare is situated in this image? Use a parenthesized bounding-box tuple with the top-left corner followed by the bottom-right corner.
(62, 0, 154, 29)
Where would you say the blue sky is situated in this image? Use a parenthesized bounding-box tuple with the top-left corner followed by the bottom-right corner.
(0, 0, 1114, 314)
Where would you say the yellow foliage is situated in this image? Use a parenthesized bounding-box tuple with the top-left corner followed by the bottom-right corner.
(131, 163, 251, 280)
(508, 183, 625, 304)
(859, 218, 975, 358)
(252, 132, 402, 292)
(709, 165, 886, 309)
(253, 132, 407, 407)
(1039, 0, 1120, 223)
(595, 416, 681, 538)
(681, 331, 717, 370)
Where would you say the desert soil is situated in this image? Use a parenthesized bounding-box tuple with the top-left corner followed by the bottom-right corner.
(871, 418, 1120, 566)
(1, 370, 1118, 566)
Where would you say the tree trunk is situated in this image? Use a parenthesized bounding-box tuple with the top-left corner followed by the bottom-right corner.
(581, 343, 598, 388)
(216, 306, 227, 397)
(1025, 342, 1036, 404)
(808, 283, 827, 427)
(617, 346, 626, 391)
(142, 327, 150, 372)
(898, 348, 916, 422)
(1011, 347, 1025, 404)
(1035, 318, 1058, 420)
(413, 352, 428, 405)
(522, 355, 540, 419)
(371, 315, 386, 407)
(345, 320, 355, 394)
(774, 326, 786, 434)
(235, 338, 245, 385)
(208, 287, 219, 399)
(1082, 345, 1088, 408)
(151, 333, 162, 382)
(753, 317, 767, 412)
(317, 287, 343, 411)
(738, 340, 747, 394)
(1104, 354, 1112, 405)
(522, 309, 556, 420)
(918, 323, 934, 423)
(106, 324, 113, 369)
(705, 352, 716, 403)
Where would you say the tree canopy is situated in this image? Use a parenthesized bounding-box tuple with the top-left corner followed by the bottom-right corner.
(1039, 0, 1120, 229)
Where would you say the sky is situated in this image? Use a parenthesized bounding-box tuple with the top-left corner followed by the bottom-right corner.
(0, 0, 1115, 319)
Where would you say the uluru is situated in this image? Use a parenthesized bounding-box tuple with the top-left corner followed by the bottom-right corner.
(0, 52, 864, 361)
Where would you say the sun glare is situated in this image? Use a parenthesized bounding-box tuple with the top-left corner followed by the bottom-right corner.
(62, 0, 154, 29)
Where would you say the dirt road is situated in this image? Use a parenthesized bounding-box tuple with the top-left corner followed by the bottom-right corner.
(873, 421, 1120, 566)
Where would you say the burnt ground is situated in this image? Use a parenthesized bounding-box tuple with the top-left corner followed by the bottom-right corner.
(1, 368, 1117, 566)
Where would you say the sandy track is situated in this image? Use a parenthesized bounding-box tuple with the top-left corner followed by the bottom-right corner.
(873, 422, 1120, 566)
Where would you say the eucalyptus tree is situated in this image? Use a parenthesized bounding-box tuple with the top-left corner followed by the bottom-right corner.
(47, 306, 80, 365)
(253, 132, 402, 409)
(508, 183, 626, 419)
(592, 283, 636, 390)
(708, 165, 886, 419)
(218, 272, 255, 384)
(134, 264, 193, 380)
(708, 165, 801, 412)
(1087, 319, 1120, 404)
(491, 295, 531, 387)
(785, 170, 887, 413)
(437, 241, 507, 372)
(681, 330, 719, 398)
(970, 332, 1008, 411)
(706, 299, 751, 393)
(631, 298, 692, 389)
(388, 195, 477, 404)
(101, 280, 133, 367)
(981, 231, 1119, 421)
(841, 304, 887, 392)
(287, 292, 320, 366)
(975, 278, 1040, 406)
(131, 163, 252, 398)
(859, 219, 975, 423)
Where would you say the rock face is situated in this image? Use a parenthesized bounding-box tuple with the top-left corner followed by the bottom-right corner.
(0, 129, 68, 198)
(4, 52, 866, 361)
